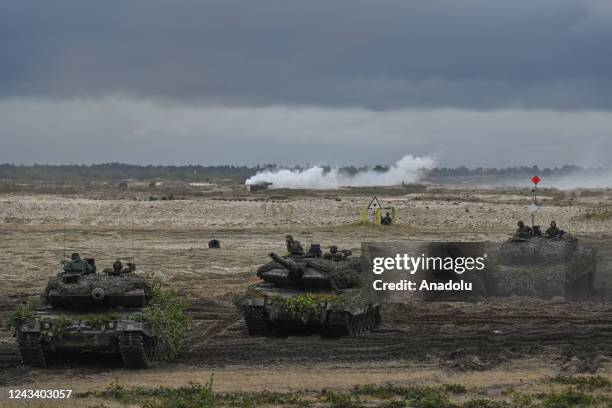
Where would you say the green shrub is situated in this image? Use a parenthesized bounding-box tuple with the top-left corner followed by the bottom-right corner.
(322, 390, 363, 408)
(7, 299, 37, 332)
(134, 277, 192, 360)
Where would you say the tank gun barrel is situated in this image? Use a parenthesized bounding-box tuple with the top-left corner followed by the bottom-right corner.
(269, 252, 304, 282)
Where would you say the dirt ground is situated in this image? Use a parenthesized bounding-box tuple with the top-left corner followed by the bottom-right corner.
(0, 186, 611, 405)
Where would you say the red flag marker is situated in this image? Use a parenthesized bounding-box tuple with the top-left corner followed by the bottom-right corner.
(531, 176, 541, 185)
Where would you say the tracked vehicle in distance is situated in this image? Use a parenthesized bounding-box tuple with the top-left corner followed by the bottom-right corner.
(16, 258, 160, 369)
(237, 247, 381, 337)
(485, 234, 597, 299)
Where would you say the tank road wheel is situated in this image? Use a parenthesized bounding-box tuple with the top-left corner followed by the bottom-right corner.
(244, 307, 269, 336)
(18, 339, 47, 368)
(119, 333, 152, 369)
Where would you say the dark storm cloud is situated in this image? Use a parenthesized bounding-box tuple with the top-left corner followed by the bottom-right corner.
(2, 0, 612, 110)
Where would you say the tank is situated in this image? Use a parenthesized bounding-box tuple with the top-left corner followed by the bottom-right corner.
(16, 259, 160, 369)
(484, 235, 597, 299)
(236, 248, 381, 337)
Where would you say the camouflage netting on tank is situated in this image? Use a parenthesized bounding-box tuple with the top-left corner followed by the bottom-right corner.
(44, 274, 152, 297)
(257, 257, 363, 289)
(305, 258, 363, 288)
(486, 265, 566, 298)
(499, 238, 577, 266)
(485, 245, 596, 298)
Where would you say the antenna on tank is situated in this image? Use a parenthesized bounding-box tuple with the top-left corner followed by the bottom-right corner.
(568, 197, 573, 235)
(130, 213, 135, 266)
(63, 224, 66, 263)
(305, 208, 312, 253)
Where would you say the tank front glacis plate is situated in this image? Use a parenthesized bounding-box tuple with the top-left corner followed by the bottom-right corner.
(21, 316, 154, 352)
(240, 294, 367, 324)
(45, 332, 118, 351)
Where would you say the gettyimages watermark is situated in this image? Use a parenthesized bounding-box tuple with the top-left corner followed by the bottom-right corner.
(360, 240, 594, 301)
(364, 242, 489, 293)
(371, 252, 488, 291)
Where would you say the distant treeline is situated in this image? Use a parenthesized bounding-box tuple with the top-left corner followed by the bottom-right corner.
(426, 165, 587, 178)
(0, 163, 263, 182)
(0, 163, 603, 183)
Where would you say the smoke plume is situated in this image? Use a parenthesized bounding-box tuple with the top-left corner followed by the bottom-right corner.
(245, 155, 434, 189)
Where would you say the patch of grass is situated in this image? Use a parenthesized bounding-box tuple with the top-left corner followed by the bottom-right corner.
(541, 387, 597, 407)
(80, 379, 612, 408)
(221, 390, 310, 407)
(80, 378, 314, 408)
(105, 382, 127, 401)
(80, 379, 215, 408)
(462, 399, 508, 408)
(550, 376, 611, 391)
(376, 400, 406, 408)
(322, 390, 364, 408)
(353, 383, 400, 399)
(352, 383, 452, 408)
(510, 393, 538, 407)
(443, 384, 468, 394)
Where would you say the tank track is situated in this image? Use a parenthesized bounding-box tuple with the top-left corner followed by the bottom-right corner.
(18, 339, 46, 368)
(244, 307, 269, 336)
(118, 333, 153, 369)
(326, 306, 381, 338)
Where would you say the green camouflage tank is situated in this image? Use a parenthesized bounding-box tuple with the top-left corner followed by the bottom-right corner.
(485, 236, 596, 299)
(16, 258, 160, 369)
(236, 249, 382, 337)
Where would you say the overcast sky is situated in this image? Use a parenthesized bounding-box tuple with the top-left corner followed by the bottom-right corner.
(1, 0, 611, 167)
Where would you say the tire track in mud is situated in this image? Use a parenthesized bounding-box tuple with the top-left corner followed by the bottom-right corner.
(1, 297, 611, 371)
(181, 328, 612, 367)
(181, 300, 612, 368)
(0, 343, 22, 369)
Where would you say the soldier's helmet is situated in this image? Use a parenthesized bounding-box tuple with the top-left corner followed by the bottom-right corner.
(71, 252, 80, 261)
(517, 221, 524, 228)
(285, 235, 293, 242)
(329, 245, 338, 254)
(113, 260, 123, 272)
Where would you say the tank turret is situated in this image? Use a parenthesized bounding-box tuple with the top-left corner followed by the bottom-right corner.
(42, 261, 152, 309)
(267, 252, 304, 283)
